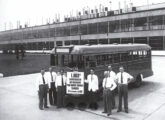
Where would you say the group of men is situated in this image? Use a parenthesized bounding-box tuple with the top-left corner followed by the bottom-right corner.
(36, 65, 133, 116)
(85, 66, 133, 116)
(102, 66, 133, 116)
(36, 67, 66, 110)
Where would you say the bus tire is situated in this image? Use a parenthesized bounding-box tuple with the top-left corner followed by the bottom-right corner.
(134, 74, 143, 87)
(66, 102, 75, 110)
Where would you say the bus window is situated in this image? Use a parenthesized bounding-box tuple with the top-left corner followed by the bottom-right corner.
(143, 50, 147, 57)
(96, 55, 101, 66)
(138, 51, 143, 59)
(89, 61, 96, 67)
(114, 53, 120, 63)
(101, 55, 106, 65)
(132, 51, 138, 60)
(54, 54, 84, 68)
(128, 51, 133, 61)
(120, 53, 128, 62)
(85, 55, 96, 68)
(77, 55, 84, 68)
(147, 50, 151, 57)
(69, 55, 84, 68)
(104, 54, 109, 64)
(107, 54, 113, 64)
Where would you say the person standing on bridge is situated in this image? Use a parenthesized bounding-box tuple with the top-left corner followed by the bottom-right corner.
(106, 65, 117, 109)
(55, 70, 66, 108)
(102, 71, 117, 116)
(87, 69, 99, 110)
(36, 69, 49, 110)
(116, 66, 133, 113)
(46, 67, 57, 106)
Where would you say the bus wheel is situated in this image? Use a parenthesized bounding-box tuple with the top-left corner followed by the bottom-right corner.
(66, 102, 75, 110)
(78, 102, 87, 110)
(134, 74, 143, 87)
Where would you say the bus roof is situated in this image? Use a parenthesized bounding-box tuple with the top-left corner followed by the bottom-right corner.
(54, 44, 151, 54)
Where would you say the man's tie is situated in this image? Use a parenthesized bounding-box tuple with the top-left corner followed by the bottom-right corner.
(91, 75, 93, 81)
(105, 78, 107, 88)
(51, 72, 53, 82)
(42, 75, 45, 84)
(109, 71, 110, 77)
(121, 72, 123, 83)
(62, 75, 64, 86)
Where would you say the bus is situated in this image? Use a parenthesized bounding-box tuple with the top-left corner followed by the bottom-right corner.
(50, 44, 153, 106)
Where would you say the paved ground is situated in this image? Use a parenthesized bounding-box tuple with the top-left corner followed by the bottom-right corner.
(0, 56, 165, 120)
(0, 54, 50, 76)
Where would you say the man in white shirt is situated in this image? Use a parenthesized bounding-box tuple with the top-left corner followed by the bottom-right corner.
(116, 66, 133, 113)
(36, 69, 49, 110)
(45, 67, 57, 105)
(102, 71, 117, 116)
(55, 70, 66, 108)
(106, 65, 117, 109)
(87, 69, 99, 110)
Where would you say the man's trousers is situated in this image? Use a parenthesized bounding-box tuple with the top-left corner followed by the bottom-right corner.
(38, 84, 48, 109)
(118, 84, 128, 111)
(57, 86, 65, 108)
(49, 82, 57, 105)
(103, 88, 112, 114)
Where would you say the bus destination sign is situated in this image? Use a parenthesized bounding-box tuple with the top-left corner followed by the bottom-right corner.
(56, 48, 70, 53)
(66, 72, 84, 95)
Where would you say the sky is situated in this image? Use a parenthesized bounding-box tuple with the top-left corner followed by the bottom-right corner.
(0, 0, 165, 31)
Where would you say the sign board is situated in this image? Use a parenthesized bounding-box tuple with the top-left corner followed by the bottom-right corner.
(66, 72, 84, 95)
(56, 48, 70, 53)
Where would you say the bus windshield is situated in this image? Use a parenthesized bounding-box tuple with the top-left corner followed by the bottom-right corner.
(55, 54, 84, 68)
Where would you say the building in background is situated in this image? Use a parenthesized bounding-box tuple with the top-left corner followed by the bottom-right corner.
(0, 2, 165, 53)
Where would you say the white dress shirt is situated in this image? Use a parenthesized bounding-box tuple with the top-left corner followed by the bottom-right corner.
(102, 77, 117, 91)
(106, 70, 116, 81)
(45, 72, 56, 88)
(55, 75, 66, 88)
(36, 74, 48, 91)
(116, 72, 133, 84)
(87, 74, 99, 92)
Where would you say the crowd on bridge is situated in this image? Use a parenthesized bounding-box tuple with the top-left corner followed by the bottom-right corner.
(36, 65, 133, 116)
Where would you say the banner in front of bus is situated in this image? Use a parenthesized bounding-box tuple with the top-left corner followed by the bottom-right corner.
(66, 72, 84, 95)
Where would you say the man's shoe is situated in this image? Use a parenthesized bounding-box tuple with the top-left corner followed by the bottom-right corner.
(39, 108, 44, 110)
(107, 113, 111, 116)
(44, 106, 49, 108)
(125, 110, 128, 113)
(117, 109, 121, 112)
(102, 111, 107, 113)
